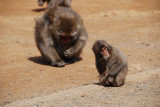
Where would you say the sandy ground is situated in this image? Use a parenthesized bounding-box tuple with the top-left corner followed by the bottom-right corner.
(0, 0, 160, 106)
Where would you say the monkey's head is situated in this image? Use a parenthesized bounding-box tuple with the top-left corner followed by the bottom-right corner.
(55, 13, 80, 44)
(92, 40, 112, 59)
(47, 1, 80, 44)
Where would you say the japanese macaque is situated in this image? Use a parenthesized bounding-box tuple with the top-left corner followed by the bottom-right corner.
(38, 0, 71, 7)
(92, 40, 128, 86)
(34, 0, 88, 67)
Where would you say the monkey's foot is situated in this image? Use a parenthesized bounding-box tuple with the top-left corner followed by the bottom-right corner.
(51, 60, 65, 67)
(108, 77, 114, 84)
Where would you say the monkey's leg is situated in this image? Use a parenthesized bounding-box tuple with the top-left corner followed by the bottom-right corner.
(99, 68, 110, 86)
(112, 65, 128, 86)
(35, 20, 65, 67)
(38, 43, 65, 67)
(109, 62, 125, 77)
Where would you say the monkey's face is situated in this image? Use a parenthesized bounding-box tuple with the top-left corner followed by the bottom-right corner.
(92, 40, 111, 58)
(55, 16, 79, 44)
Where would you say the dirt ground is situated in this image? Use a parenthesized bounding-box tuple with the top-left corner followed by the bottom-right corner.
(0, 0, 160, 106)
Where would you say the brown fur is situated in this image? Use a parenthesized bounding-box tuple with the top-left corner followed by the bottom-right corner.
(92, 40, 128, 86)
(35, 1, 88, 67)
(38, 0, 71, 7)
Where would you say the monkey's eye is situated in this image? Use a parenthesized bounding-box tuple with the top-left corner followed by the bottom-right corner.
(100, 47, 106, 51)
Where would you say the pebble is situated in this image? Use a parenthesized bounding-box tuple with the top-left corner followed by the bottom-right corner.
(145, 43, 152, 46)
(132, 64, 143, 72)
(103, 101, 109, 104)
(8, 93, 12, 95)
(100, 13, 108, 17)
(149, 59, 152, 61)
(137, 99, 142, 102)
(36, 104, 39, 107)
(16, 40, 19, 43)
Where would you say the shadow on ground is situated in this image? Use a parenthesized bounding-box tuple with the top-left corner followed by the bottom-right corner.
(32, 8, 46, 12)
(28, 56, 50, 65)
(28, 56, 82, 66)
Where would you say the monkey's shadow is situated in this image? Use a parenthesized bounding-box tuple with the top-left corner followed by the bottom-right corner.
(28, 56, 82, 66)
(28, 56, 50, 66)
(93, 83, 119, 87)
(32, 8, 46, 12)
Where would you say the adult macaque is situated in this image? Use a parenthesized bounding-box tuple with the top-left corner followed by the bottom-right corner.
(92, 40, 128, 86)
(35, 0, 88, 67)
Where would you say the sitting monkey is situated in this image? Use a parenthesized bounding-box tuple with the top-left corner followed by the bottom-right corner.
(92, 40, 128, 86)
(34, 0, 88, 67)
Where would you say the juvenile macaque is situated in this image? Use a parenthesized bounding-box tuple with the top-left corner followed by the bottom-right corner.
(92, 40, 128, 86)
(35, 0, 88, 67)
(38, 0, 71, 7)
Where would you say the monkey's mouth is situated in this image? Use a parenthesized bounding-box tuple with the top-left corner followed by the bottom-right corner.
(60, 36, 72, 44)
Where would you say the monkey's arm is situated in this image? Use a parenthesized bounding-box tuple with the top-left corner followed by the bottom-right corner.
(73, 25, 88, 51)
(35, 22, 65, 67)
(108, 62, 125, 76)
(64, 25, 88, 58)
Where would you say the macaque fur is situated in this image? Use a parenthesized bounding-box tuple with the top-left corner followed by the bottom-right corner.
(38, 0, 71, 7)
(35, 0, 88, 67)
(92, 40, 128, 86)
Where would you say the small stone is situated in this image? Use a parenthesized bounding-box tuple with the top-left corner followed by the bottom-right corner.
(81, 94, 86, 97)
(132, 64, 143, 72)
(100, 13, 108, 17)
(145, 43, 152, 46)
(8, 93, 12, 95)
(137, 99, 141, 102)
(103, 101, 108, 104)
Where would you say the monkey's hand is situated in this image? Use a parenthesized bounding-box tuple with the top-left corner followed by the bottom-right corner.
(64, 49, 73, 58)
(51, 60, 65, 67)
(99, 71, 109, 86)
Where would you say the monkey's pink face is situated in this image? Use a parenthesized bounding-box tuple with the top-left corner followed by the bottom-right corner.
(59, 34, 73, 44)
(92, 40, 111, 58)
(100, 47, 110, 57)
(55, 16, 80, 44)
(57, 25, 79, 44)
(58, 30, 78, 44)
